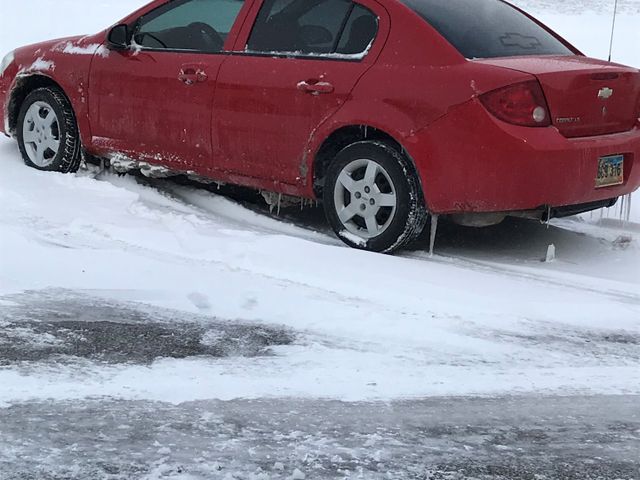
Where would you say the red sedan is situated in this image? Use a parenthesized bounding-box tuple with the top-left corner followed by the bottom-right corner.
(1, 0, 639, 252)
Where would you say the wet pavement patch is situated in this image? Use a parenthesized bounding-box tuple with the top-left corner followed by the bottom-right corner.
(0, 396, 639, 480)
(0, 290, 294, 365)
(468, 325, 640, 362)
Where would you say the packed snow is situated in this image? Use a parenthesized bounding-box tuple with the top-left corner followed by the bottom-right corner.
(59, 41, 110, 58)
(0, 0, 639, 410)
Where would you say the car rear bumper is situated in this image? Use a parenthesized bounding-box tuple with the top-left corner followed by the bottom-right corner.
(409, 99, 640, 215)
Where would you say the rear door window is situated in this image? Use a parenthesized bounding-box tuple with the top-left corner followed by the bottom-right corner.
(336, 4, 379, 55)
(401, 0, 574, 59)
(247, 0, 378, 57)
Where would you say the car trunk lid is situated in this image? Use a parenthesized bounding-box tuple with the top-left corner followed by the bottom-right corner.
(476, 56, 640, 138)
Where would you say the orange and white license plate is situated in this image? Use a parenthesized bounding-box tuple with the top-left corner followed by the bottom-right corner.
(596, 154, 624, 188)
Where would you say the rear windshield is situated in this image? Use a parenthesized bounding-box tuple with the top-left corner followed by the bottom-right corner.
(401, 0, 574, 59)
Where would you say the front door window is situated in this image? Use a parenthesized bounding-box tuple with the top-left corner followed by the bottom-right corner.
(134, 0, 245, 53)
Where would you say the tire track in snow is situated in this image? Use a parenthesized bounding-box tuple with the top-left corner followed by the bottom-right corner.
(410, 252, 640, 306)
(97, 173, 336, 245)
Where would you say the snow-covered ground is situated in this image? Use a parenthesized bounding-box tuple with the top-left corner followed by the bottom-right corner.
(0, 0, 639, 408)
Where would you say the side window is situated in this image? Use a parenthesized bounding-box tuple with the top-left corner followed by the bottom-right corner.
(336, 4, 378, 55)
(400, 0, 573, 59)
(247, 0, 378, 57)
(134, 0, 245, 53)
(296, 0, 352, 54)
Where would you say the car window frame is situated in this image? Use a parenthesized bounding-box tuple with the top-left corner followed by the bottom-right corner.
(230, 0, 389, 63)
(128, 0, 253, 55)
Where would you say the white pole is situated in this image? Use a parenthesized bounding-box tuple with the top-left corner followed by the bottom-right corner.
(608, 0, 619, 62)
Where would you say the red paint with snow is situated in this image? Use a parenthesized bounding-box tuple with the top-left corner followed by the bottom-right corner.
(1, 0, 640, 215)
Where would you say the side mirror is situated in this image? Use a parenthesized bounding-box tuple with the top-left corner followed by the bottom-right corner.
(107, 24, 130, 50)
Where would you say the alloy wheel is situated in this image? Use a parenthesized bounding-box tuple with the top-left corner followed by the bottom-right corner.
(22, 101, 61, 167)
(333, 158, 398, 239)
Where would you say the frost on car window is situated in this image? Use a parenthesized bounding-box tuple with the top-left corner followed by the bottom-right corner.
(401, 0, 574, 59)
(499, 32, 541, 50)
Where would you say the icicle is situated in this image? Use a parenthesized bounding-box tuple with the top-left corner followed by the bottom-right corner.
(619, 193, 632, 223)
(619, 194, 624, 220)
(545, 244, 556, 263)
(276, 193, 282, 216)
(546, 205, 551, 229)
(429, 214, 439, 257)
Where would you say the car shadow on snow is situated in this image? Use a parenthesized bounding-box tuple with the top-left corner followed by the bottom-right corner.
(0, 290, 294, 366)
(97, 169, 635, 264)
(410, 215, 635, 263)
(167, 173, 633, 260)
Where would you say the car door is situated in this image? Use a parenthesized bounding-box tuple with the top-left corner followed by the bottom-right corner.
(212, 0, 387, 185)
(88, 0, 249, 173)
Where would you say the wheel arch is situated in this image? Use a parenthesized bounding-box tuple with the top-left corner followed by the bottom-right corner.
(311, 124, 428, 210)
(7, 74, 69, 135)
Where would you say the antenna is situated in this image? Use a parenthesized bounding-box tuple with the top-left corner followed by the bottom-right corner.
(607, 0, 619, 62)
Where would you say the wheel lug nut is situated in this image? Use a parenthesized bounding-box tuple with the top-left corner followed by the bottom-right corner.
(370, 199, 375, 205)
(360, 204, 366, 211)
(364, 186, 371, 194)
(354, 192, 362, 199)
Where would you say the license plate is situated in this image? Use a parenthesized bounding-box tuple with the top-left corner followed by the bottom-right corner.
(596, 154, 624, 188)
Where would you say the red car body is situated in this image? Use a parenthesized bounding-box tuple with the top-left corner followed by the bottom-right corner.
(1, 0, 640, 219)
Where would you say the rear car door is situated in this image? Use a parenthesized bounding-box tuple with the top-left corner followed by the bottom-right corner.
(212, 0, 387, 185)
(89, 0, 248, 172)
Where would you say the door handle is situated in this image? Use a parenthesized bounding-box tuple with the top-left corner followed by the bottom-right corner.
(179, 67, 208, 85)
(297, 80, 334, 94)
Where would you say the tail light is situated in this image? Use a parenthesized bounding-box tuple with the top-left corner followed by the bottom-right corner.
(480, 80, 551, 127)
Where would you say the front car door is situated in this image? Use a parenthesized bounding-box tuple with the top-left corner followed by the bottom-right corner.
(212, 0, 388, 188)
(88, 0, 248, 174)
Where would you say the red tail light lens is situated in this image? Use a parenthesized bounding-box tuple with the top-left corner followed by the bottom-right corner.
(480, 80, 551, 127)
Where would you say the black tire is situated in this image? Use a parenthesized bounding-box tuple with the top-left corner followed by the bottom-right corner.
(323, 140, 428, 253)
(17, 87, 81, 173)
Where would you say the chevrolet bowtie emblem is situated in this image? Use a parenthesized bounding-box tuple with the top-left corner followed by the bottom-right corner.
(598, 87, 614, 99)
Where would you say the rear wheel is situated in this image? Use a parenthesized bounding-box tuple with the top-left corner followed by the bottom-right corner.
(323, 141, 428, 253)
(17, 87, 81, 173)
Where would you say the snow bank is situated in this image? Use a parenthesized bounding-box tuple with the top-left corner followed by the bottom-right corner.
(0, 0, 638, 404)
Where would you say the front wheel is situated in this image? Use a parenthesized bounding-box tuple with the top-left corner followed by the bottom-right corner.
(17, 87, 81, 173)
(323, 141, 428, 253)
